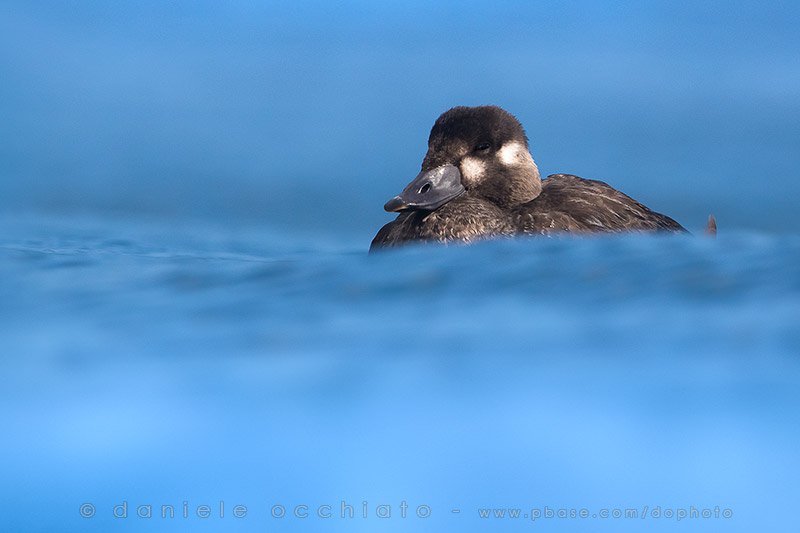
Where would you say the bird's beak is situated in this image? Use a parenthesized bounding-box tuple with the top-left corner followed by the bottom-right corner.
(384, 164, 466, 212)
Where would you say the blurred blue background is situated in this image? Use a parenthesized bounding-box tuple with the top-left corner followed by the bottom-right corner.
(1, 1, 799, 532)
(2, 0, 799, 236)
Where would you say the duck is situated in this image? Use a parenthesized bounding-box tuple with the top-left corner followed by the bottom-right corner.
(370, 105, 693, 251)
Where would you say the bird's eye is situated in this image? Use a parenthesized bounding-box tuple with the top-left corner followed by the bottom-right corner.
(475, 143, 491, 152)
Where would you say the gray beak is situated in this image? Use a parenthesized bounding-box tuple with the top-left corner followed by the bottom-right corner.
(384, 164, 466, 212)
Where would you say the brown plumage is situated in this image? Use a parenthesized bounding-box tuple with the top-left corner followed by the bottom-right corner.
(371, 106, 687, 251)
(706, 215, 717, 237)
(513, 174, 685, 234)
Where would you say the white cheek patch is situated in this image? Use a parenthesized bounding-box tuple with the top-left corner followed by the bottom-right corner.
(460, 157, 487, 185)
(498, 141, 534, 167)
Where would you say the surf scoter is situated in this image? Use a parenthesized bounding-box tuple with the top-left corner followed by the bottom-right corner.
(371, 105, 690, 251)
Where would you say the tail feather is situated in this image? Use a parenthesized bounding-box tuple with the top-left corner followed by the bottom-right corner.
(706, 215, 717, 237)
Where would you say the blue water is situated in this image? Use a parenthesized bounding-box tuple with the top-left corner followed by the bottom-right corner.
(2, 0, 800, 530)
(1, 213, 798, 532)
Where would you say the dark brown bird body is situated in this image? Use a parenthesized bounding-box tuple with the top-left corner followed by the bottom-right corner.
(371, 106, 686, 251)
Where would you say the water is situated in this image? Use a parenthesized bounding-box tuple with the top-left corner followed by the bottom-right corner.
(2, 2, 800, 529)
(1, 213, 798, 532)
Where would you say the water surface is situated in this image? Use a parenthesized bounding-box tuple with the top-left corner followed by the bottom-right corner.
(1, 214, 798, 532)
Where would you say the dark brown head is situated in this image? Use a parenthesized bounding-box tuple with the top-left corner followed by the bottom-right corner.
(384, 106, 542, 213)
